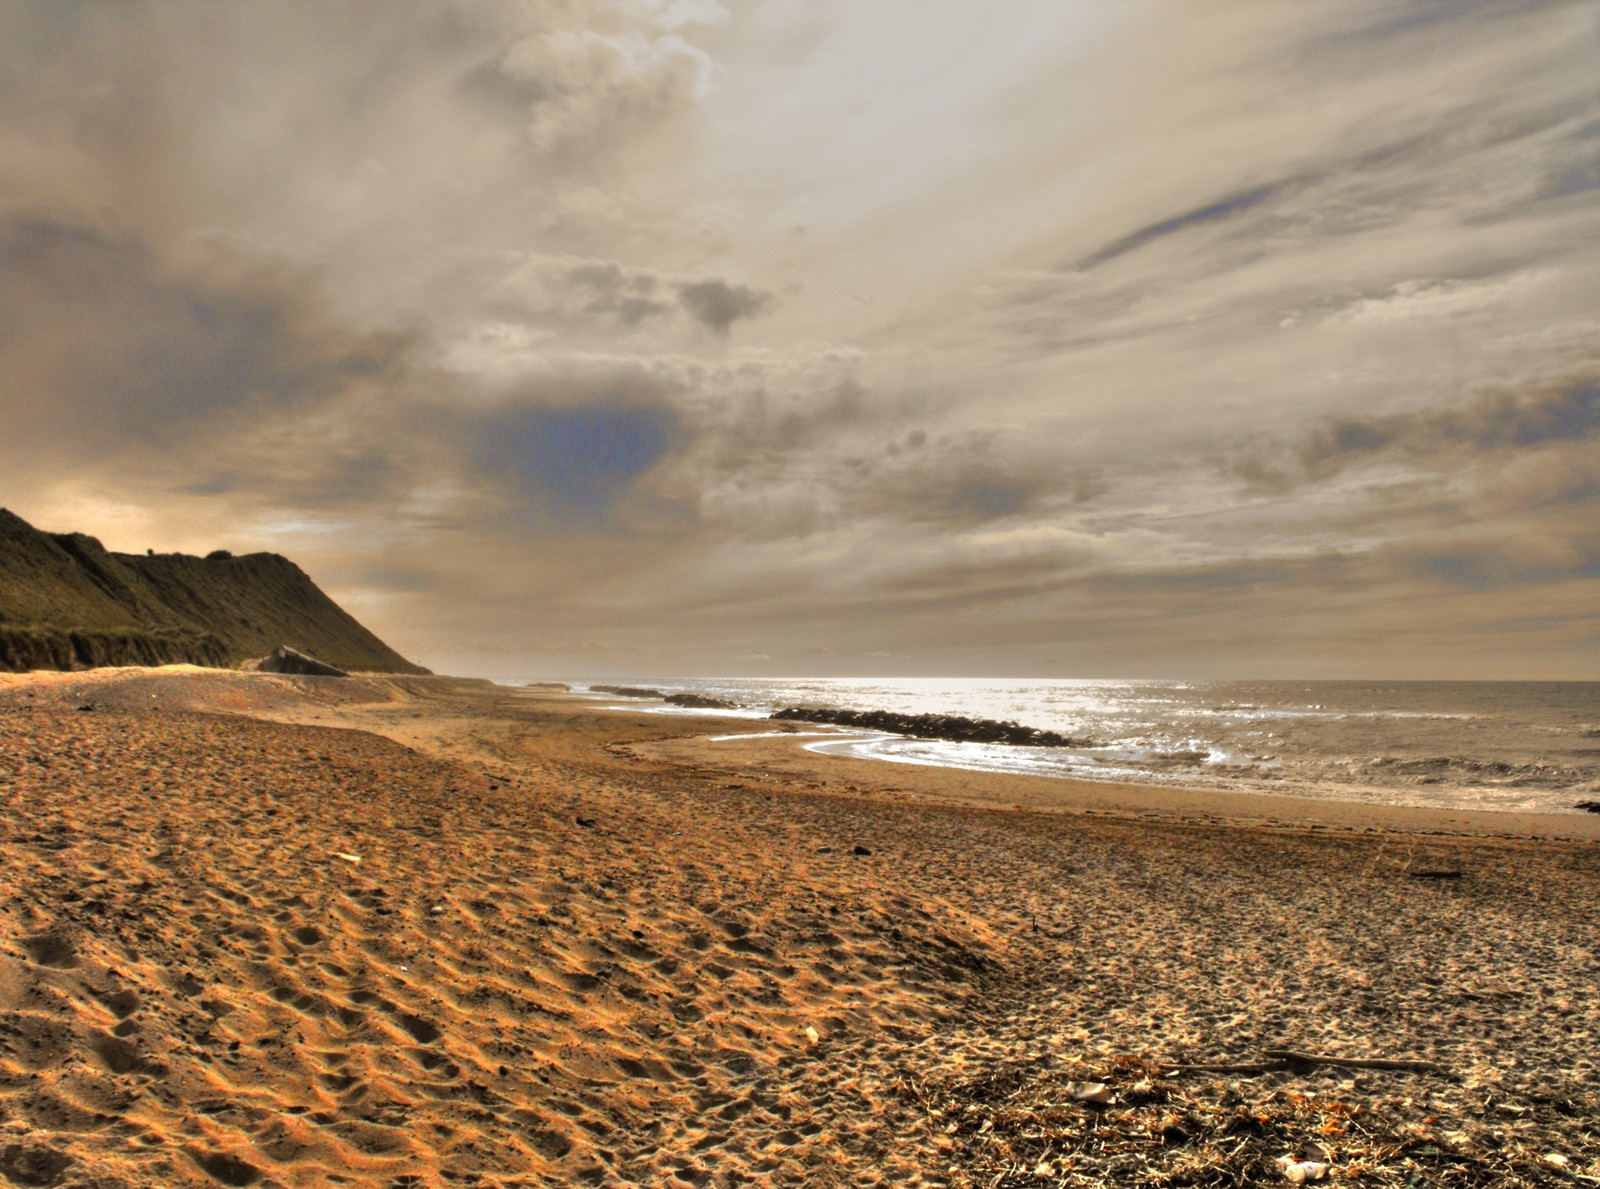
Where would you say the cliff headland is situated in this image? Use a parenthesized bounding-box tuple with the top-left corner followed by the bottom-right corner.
(0, 507, 424, 673)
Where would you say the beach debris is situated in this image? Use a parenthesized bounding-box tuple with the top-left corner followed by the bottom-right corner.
(804, 1025, 820, 1045)
(332, 852, 362, 864)
(1165, 1049, 1445, 1076)
(1575, 800, 1600, 813)
(1280, 1157, 1329, 1182)
(1408, 869, 1464, 880)
(815, 846, 833, 854)
(1065, 1081, 1112, 1105)
(575, 816, 596, 828)
(76, 703, 96, 712)
(899, 1053, 1579, 1188)
(852, 844, 872, 856)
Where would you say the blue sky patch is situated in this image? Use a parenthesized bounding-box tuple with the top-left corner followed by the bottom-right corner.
(478, 402, 678, 521)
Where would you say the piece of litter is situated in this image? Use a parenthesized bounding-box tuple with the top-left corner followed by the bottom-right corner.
(804, 1025, 820, 1044)
(333, 852, 362, 864)
(1281, 1159, 1328, 1183)
(1545, 1154, 1570, 1167)
(1065, 1081, 1112, 1105)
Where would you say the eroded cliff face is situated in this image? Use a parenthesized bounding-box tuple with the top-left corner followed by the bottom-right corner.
(0, 508, 427, 674)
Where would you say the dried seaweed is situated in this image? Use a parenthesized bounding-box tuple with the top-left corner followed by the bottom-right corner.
(897, 1053, 1600, 1187)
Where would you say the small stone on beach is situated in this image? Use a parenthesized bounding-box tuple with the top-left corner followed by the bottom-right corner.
(1066, 1081, 1112, 1105)
(1280, 1159, 1329, 1183)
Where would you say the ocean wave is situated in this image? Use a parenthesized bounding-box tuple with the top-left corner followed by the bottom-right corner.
(1359, 755, 1588, 787)
(562, 674, 1600, 815)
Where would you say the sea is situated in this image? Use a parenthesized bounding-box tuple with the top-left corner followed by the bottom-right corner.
(512, 676, 1600, 816)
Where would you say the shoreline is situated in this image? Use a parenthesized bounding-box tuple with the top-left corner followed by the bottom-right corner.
(621, 728, 1600, 843)
(560, 690, 1600, 843)
(2, 666, 1596, 1186)
(562, 681, 1600, 826)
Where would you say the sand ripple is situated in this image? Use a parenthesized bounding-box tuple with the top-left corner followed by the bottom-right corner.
(0, 671, 1595, 1186)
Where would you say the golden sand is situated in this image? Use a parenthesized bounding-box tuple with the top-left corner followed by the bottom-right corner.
(1, 669, 1595, 1187)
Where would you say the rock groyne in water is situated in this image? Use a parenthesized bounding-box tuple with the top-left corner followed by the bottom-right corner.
(666, 692, 740, 710)
(770, 706, 1095, 748)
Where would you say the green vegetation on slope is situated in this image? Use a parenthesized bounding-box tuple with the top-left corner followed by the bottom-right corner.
(0, 508, 427, 673)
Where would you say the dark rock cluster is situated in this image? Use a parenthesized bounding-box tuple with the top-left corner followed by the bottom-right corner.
(665, 693, 739, 709)
(260, 645, 348, 678)
(769, 706, 1092, 748)
(591, 685, 663, 698)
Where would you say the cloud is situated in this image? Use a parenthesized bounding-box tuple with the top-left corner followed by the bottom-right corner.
(1329, 275, 1541, 326)
(1075, 182, 1287, 269)
(0, 213, 410, 464)
(482, 255, 775, 338)
(1301, 376, 1600, 469)
(674, 278, 772, 334)
(1214, 368, 1600, 491)
(502, 27, 715, 153)
(1, 0, 1597, 678)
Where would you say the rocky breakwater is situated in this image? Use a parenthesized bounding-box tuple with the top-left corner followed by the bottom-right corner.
(591, 685, 664, 698)
(665, 693, 740, 710)
(770, 706, 1095, 748)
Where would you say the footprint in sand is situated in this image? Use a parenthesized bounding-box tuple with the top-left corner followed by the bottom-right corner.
(20, 932, 78, 969)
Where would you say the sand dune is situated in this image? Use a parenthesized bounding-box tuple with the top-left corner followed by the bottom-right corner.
(1, 669, 1596, 1186)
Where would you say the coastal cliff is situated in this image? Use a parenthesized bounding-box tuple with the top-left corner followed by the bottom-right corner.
(0, 507, 426, 673)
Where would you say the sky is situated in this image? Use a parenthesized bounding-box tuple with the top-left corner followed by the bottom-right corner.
(1, 0, 1597, 681)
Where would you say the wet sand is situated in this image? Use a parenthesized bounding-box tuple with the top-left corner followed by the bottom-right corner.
(1, 668, 1596, 1187)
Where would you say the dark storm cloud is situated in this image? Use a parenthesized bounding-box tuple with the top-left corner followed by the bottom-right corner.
(1300, 376, 1600, 472)
(0, 214, 410, 456)
(565, 261, 674, 325)
(1219, 371, 1600, 491)
(674, 278, 771, 335)
(487, 257, 776, 336)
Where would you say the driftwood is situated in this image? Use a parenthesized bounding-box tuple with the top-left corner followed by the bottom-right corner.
(1164, 1048, 1443, 1076)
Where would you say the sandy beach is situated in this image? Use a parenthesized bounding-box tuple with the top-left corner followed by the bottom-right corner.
(1, 667, 1596, 1187)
